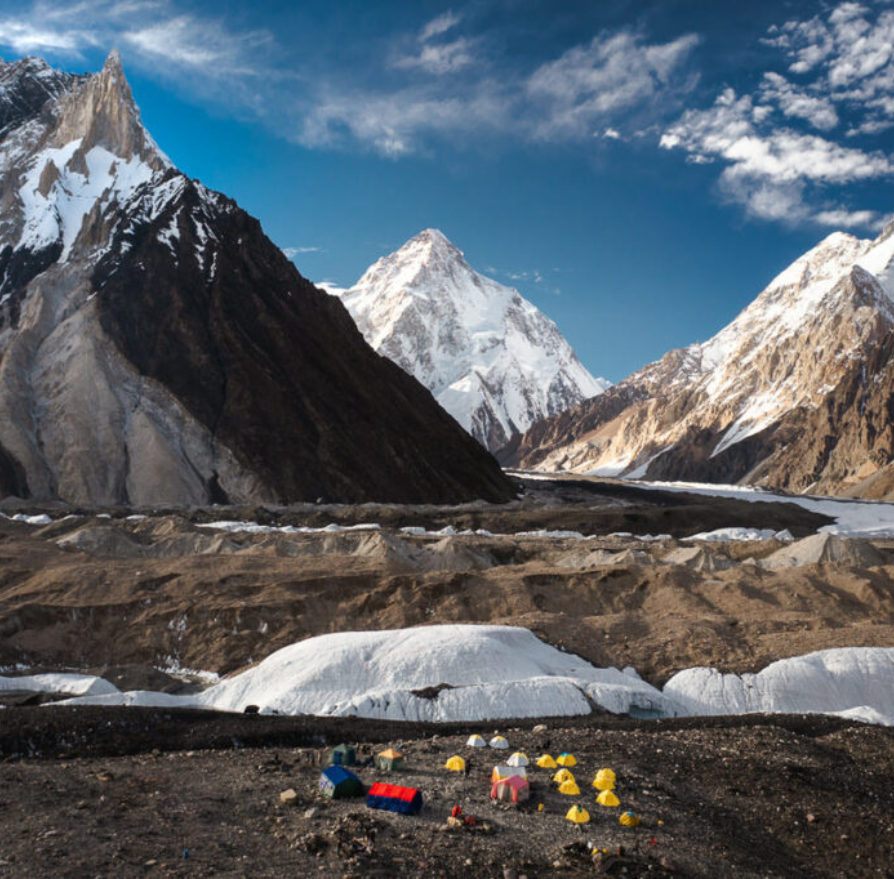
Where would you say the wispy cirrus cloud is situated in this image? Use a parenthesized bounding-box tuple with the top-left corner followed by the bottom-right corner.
(419, 11, 462, 43)
(0, 20, 85, 54)
(298, 85, 510, 157)
(394, 10, 475, 74)
(123, 15, 271, 74)
(297, 25, 699, 156)
(0, 0, 271, 78)
(282, 246, 324, 258)
(527, 30, 700, 141)
(393, 37, 476, 75)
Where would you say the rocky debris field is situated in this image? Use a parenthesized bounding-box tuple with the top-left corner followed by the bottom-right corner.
(0, 708, 892, 878)
(0, 477, 891, 684)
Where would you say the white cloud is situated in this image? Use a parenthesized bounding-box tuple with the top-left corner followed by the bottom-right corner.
(282, 246, 323, 257)
(123, 14, 271, 73)
(394, 37, 475, 75)
(298, 24, 700, 156)
(0, 20, 85, 54)
(527, 30, 700, 140)
(661, 88, 892, 226)
(768, 2, 894, 131)
(758, 72, 839, 130)
(0, 0, 271, 78)
(420, 12, 462, 43)
(297, 84, 509, 157)
(814, 207, 887, 229)
(660, 2, 894, 230)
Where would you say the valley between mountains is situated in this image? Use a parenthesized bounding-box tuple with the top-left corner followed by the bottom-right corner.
(1, 45, 894, 879)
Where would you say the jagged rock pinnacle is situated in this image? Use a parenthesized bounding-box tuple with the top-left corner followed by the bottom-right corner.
(52, 49, 167, 169)
(103, 48, 123, 73)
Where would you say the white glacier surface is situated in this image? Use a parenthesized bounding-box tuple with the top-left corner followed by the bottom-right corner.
(0, 672, 118, 697)
(664, 648, 894, 723)
(50, 627, 894, 727)
(61, 625, 676, 721)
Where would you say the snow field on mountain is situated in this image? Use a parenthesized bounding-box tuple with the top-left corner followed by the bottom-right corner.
(31, 628, 894, 726)
(18, 140, 154, 260)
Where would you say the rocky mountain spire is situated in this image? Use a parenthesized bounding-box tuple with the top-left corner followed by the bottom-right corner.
(0, 53, 513, 506)
(51, 48, 168, 169)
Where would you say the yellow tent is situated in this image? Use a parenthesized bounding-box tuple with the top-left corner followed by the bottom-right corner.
(536, 754, 557, 769)
(566, 805, 590, 824)
(619, 811, 640, 827)
(596, 789, 620, 807)
(558, 780, 581, 796)
(507, 752, 529, 767)
(592, 768, 616, 791)
(553, 768, 575, 785)
(466, 735, 486, 749)
(556, 753, 577, 767)
(445, 756, 466, 772)
(489, 736, 509, 750)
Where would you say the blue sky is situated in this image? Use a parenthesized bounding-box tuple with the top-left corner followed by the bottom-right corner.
(2, 1, 894, 381)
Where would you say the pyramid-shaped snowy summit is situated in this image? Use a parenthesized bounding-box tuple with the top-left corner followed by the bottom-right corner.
(329, 229, 609, 450)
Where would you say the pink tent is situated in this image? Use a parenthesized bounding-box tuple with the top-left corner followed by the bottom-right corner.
(491, 775, 530, 804)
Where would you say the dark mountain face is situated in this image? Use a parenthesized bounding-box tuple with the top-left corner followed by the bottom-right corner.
(94, 175, 513, 504)
(0, 56, 81, 140)
(0, 52, 513, 505)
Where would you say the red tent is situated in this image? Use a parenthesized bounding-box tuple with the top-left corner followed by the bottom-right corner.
(491, 775, 530, 804)
(366, 782, 424, 815)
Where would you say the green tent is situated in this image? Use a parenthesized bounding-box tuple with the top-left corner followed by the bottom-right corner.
(319, 766, 364, 799)
(375, 748, 405, 771)
(329, 743, 356, 766)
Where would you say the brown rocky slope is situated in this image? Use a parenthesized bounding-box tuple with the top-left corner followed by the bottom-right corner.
(502, 231, 894, 499)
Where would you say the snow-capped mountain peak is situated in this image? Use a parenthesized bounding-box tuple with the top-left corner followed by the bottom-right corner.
(331, 229, 609, 450)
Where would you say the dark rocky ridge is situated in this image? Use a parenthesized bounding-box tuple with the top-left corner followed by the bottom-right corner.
(0, 56, 81, 140)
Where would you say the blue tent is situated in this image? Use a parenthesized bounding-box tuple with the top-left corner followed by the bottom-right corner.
(319, 765, 365, 799)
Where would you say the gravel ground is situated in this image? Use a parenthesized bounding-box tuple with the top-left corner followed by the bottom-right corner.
(1, 708, 893, 878)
